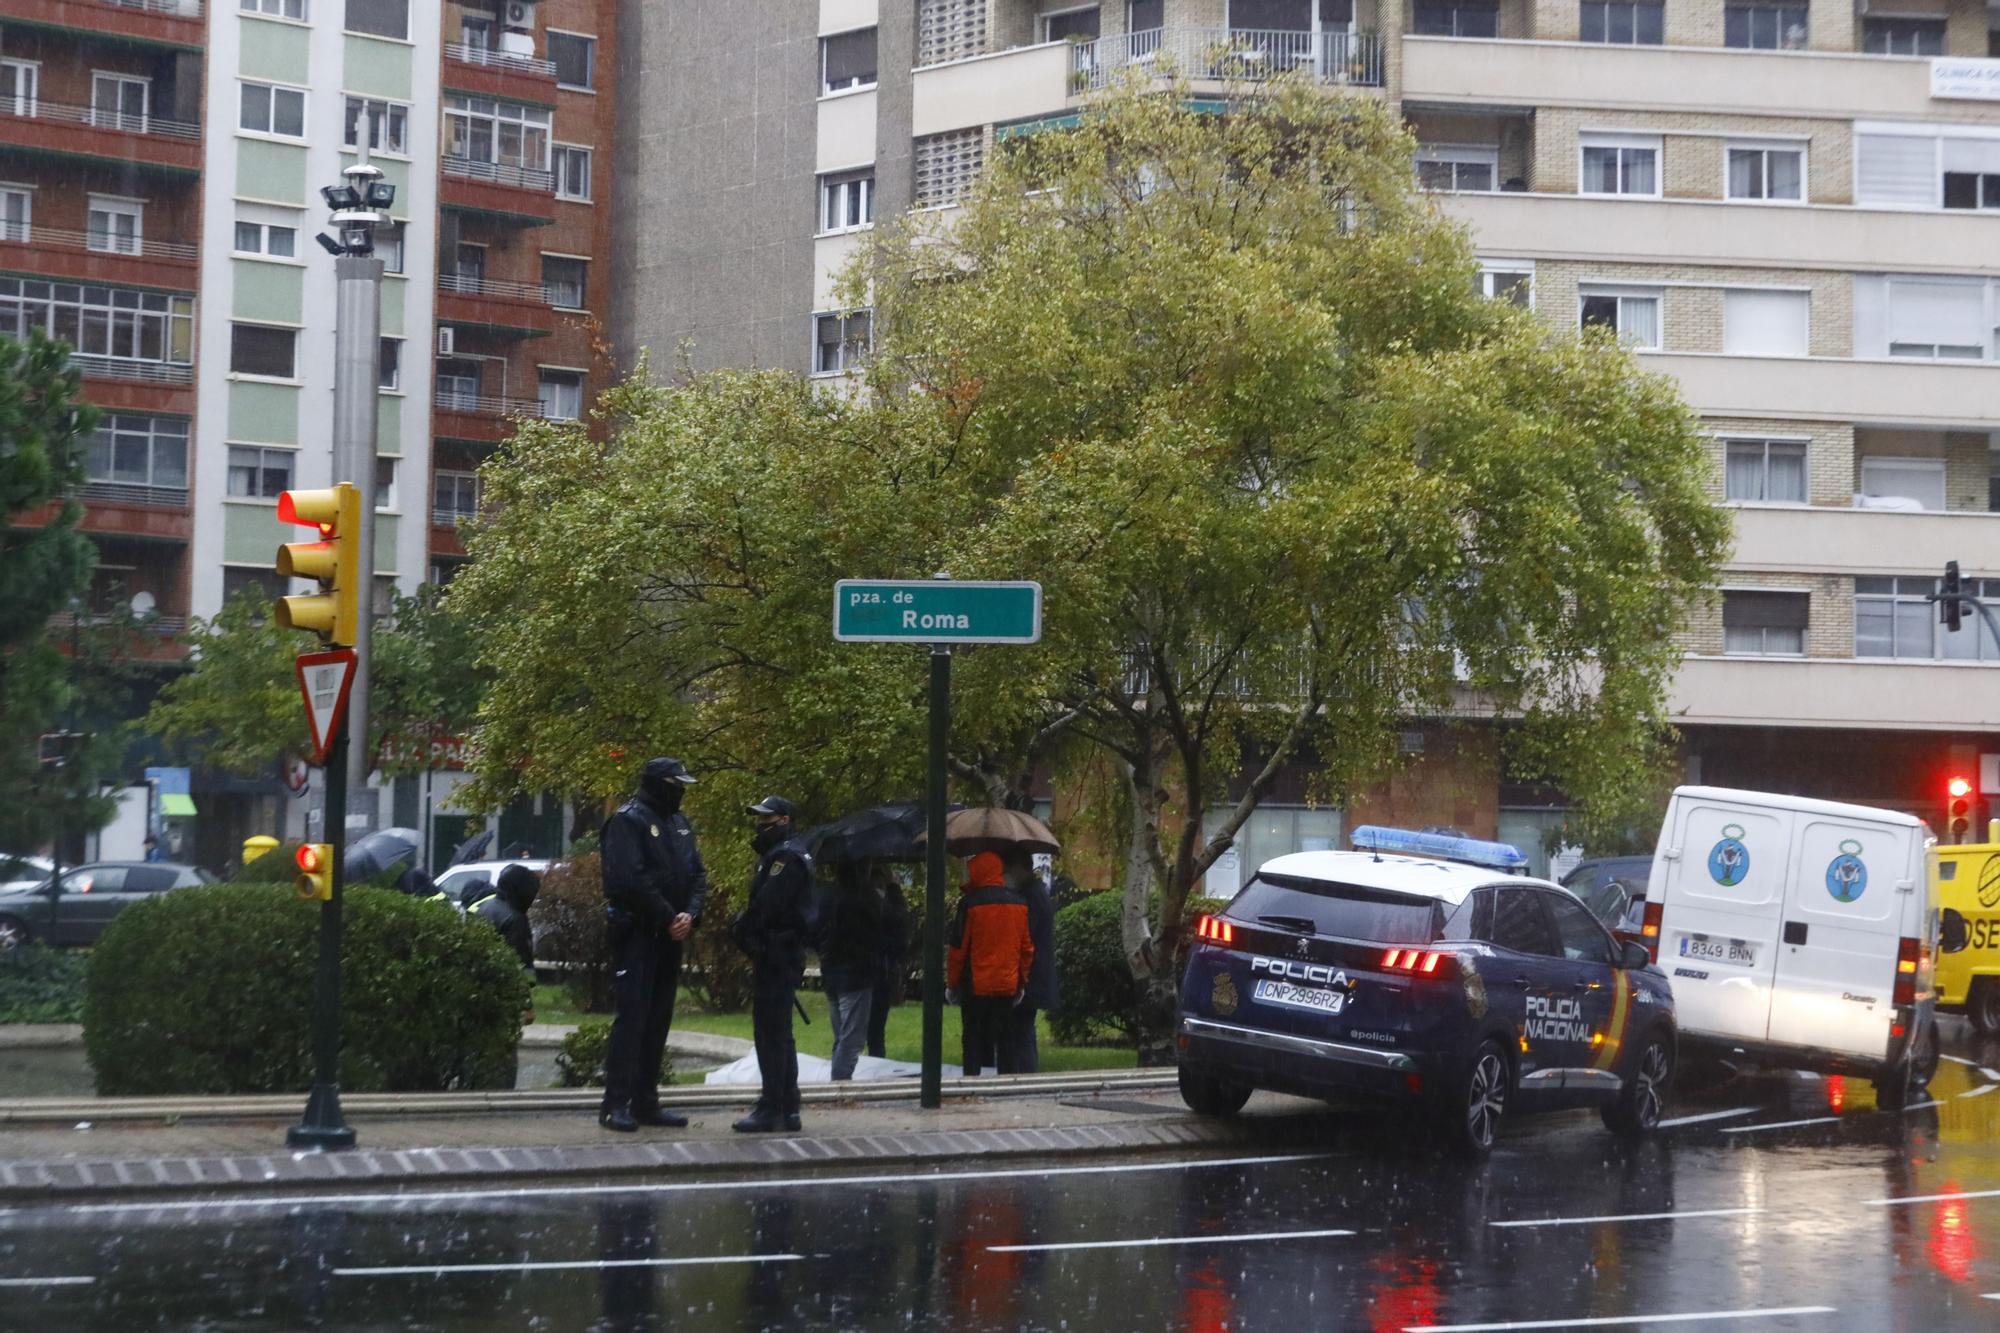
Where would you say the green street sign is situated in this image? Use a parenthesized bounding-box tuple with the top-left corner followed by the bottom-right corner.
(834, 580, 1043, 644)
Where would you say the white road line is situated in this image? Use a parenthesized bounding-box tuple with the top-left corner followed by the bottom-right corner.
(1720, 1115, 1842, 1134)
(25, 1151, 1331, 1218)
(0, 1276, 94, 1288)
(1406, 1306, 1836, 1332)
(1868, 1188, 2000, 1208)
(1984, 1292, 2000, 1302)
(1908, 1099, 1944, 1111)
(1657, 1106, 1759, 1128)
(1959, 1084, 1999, 1099)
(1940, 1054, 1977, 1067)
(1491, 1207, 1764, 1229)
(336, 1254, 802, 1277)
(1982, 1067, 2000, 1082)
(989, 1227, 1353, 1254)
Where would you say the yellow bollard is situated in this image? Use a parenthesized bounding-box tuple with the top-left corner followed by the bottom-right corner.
(242, 835, 281, 865)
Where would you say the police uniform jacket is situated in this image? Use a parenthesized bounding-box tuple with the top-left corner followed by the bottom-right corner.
(733, 841, 813, 979)
(600, 797, 709, 931)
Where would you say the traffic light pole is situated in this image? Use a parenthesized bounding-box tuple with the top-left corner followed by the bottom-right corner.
(288, 711, 355, 1150)
(331, 253, 383, 842)
(920, 644, 950, 1111)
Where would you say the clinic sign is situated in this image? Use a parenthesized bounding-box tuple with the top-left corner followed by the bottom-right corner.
(1932, 58, 2000, 101)
(834, 579, 1042, 644)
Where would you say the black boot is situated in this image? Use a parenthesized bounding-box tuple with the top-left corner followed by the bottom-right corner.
(634, 1105, 688, 1128)
(783, 1113, 802, 1132)
(732, 1108, 781, 1133)
(599, 1103, 638, 1133)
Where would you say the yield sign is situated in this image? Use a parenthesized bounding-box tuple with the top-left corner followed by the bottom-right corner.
(296, 648, 358, 765)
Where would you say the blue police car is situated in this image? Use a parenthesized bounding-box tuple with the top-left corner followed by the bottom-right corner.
(1176, 827, 1678, 1154)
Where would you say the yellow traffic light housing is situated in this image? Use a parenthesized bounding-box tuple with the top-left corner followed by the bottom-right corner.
(294, 843, 334, 901)
(274, 484, 362, 645)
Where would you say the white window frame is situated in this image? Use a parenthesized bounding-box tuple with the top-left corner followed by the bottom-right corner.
(444, 95, 552, 172)
(343, 96, 410, 157)
(1578, 285, 1662, 350)
(91, 71, 150, 133)
(818, 168, 876, 234)
(375, 455, 399, 512)
(239, 79, 307, 140)
(1724, 3, 1807, 50)
(821, 28, 878, 95)
(0, 183, 30, 244)
(233, 214, 301, 260)
(0, 60, 40, 117)
(1721, 436, 1810, 505)
(85, 195, 144, 255)
(1478, 262, 1534, 308)
(1724, 139, 1806, 203)
(812, 310, 872, 376)
(1720, 587, 1809, 657)
(1579, 0, 1664, 45)
(537, 367, 586, 421)
(1854, 574, 1998, 659)
(224, 443, 297, 501)
(240, 0, 306, 19)
(1859, 456, 1946, 510)
(1578, 133, 1662, 198)
(553, 143, 592, 201)
(378, 336, 402, 391)
(540, 252, 588, 310)
(1415, 144, 1499, 194)
(434, 469, 483, 523)
(547, 29, 597, 90)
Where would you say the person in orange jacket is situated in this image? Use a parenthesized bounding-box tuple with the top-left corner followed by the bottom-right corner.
(946, 851, 1035, 1075)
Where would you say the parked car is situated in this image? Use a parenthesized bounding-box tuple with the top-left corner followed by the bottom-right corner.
(0, 855, 52, 895)
(433, 858, 552, 911)
(0, 862, 216, 948)
(1561, 856, 1653, 946)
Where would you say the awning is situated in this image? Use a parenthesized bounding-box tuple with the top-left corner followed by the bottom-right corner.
(160, 794, 197, 818)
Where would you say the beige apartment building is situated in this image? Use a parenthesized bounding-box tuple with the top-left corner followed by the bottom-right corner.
(616, 0, 2000, 873)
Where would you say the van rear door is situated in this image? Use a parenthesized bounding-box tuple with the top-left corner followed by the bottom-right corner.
(1765, 817, 1905, 1061)
(1660, 797, 1789, 1043)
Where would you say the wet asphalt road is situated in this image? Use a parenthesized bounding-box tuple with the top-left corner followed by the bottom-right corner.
(4, 1025, 2000, 1332)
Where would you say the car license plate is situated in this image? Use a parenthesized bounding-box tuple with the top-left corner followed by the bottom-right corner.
(1251, 978, 1345, 1014)
(1680, 933, 1756, 966)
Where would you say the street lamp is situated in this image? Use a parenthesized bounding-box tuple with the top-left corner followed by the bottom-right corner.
(315, 161, 395, 257)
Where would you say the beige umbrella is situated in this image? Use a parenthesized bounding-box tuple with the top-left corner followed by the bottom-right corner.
(914, 806, 1061, 856)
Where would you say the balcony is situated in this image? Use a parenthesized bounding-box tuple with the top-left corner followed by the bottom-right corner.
(1672, 655, 2000, 731)
(70, 354, 193, 386)
(4, 0, 204, 49)
(436, 271, 560, 340)
(439, 156, 557, 227)
(442, 41, 558, 101)
(1640, 352, 2000, 429)
(0, 224, 197, 287)
(1075, 27, 1387, 91)
(0, 99, 201, 173)
(1726, 504, 2000, 580)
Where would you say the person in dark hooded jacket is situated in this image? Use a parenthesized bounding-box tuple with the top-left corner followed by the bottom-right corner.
(472, 863, 540, 971)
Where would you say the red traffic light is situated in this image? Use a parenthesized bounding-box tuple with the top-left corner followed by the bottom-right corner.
(296, 844, 323, 873)
(1949, 776, 1972, 799)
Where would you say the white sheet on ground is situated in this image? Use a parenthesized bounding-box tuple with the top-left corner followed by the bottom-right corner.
(702, 1051, 963, 1084)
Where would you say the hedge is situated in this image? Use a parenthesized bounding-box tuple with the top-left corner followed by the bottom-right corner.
(84, 882, 532, 1095)
(1047, 890, 1229, 1046)
(0, 944, 88, 1024)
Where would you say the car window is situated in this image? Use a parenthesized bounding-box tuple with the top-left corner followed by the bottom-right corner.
(1488, 887, 1561, 957)
(1439, 888, 1490, 942)
(1225, 874, 1445, 945)
(61, 866, 126, 894)
(1544, 891, 1615, 966)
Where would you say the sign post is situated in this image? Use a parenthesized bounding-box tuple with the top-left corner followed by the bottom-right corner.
(834, 578, 1042, 1108)
(289, 647, 359, 1151)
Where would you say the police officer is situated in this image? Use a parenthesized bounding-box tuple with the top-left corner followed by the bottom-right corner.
(598, 756, 708, 1133)
(731, 796, 812, 1133)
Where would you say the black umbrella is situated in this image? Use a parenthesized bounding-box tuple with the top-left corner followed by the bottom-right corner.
(448, 828, 495, 867)
(801, 802, 962, 865)
(343, 827, 424, 881)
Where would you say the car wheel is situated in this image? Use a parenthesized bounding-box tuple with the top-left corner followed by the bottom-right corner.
(1177, 1062, 1252, 1117)
(1970, 981, 2000, 1036)
(1441, 1039, 1511, 1158)
(0, 915, 28, 950)
(1603, 1033, 1674, 1138)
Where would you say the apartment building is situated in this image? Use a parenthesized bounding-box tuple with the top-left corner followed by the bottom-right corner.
(1, 0, 614, 863)
(616, 0, 2000, 875)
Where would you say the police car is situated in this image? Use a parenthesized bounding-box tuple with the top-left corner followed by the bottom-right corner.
(1176, 827, 1678, 1155)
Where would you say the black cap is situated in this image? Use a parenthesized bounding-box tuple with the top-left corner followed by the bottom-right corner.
(745, 795, 797, 820)
(641, 756, 698, 786)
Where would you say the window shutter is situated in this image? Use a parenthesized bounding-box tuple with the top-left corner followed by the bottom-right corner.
(1886, 279, 1984, 349)
(1856, 133, 1937, 207)
(1722, 591, 1809, 630)
(1722, 290, 1809, 356)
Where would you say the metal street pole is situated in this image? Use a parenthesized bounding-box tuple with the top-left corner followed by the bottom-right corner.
(332, 250, 382, 841)
(289, 707, 354, 1149)
(921, 644, 950, 1110)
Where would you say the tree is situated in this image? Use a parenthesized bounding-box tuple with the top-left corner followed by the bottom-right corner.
(855, 74, 1731, 1055)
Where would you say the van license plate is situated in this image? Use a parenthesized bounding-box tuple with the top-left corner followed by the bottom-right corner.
(1251, 979, 1345, 1014)
(1680, 934, 1756, 966)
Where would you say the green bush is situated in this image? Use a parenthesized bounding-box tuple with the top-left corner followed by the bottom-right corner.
(230, 841, 404, 892)
(0, 944, 88, 1023)
(556, 1017, 632, 1088)
(1047, 891, 1229, 1046)
(84, 882, 531, 1095)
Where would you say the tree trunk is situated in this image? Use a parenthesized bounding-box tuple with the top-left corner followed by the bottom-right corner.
(1117, 748, 1184, 1065)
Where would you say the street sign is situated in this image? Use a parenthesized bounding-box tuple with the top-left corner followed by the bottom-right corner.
(833, 580, 1042, 644)
(296, 648, 358, 765)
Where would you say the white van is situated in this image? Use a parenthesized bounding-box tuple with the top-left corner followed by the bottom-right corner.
(1642, 786, 1939, 1103)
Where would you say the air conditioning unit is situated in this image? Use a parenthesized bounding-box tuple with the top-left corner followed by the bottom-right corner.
(503, 0, 536, 28)
(436, 326, 455, 356)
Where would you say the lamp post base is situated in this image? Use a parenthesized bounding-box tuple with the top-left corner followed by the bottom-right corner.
(286, 1083, 356, 1151)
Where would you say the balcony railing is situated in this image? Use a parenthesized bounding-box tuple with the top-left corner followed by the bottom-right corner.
(79, 480, 189, 507)
(432, 387, 546, 417)
(0, 98, 201, 141)
(1077, 27, 1385, 90)
(441, 155, 556, 193)
(432, 506, 482, 526)
(69, 354, 193, 385)
(83, 0, 203, 15)
(439, 271, 551, 303)
(0, 223, 197, 263)
(444, 41, 558, 78)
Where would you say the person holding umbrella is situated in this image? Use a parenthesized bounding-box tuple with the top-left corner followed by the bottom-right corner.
(731, 796, 813, 1133)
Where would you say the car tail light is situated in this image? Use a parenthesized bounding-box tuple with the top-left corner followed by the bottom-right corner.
(1195, 914, 1235, 946)
(1380, 947, 1452, 977)
(1641, 899, 1664, 963)
(1894, 936, 1919, 1007)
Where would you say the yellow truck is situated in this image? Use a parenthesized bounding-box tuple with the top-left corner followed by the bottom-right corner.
(1934, 840, 2000, 1033)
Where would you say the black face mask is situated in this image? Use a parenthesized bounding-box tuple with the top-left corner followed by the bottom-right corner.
(751, 822, 788, 855)
(641, 778, 684, 815)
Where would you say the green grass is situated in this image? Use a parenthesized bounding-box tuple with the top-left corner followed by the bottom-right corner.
(531, 984, 1134, 1072)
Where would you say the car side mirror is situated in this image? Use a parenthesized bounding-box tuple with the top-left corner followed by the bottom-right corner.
(1619, 940, 1651, 970)
(1940, 908, 1970, 955)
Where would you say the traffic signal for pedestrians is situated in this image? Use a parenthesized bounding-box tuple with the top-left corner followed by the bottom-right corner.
(274, 483, 362, 645)
(1947, 776, 1973, 843)
(1942, 561, 1964, 634)
(294, 843, 333, 900)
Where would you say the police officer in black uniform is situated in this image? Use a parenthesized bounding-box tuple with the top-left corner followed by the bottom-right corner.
(598, 756, 708, 1132)
(731, 796, 813, 1133)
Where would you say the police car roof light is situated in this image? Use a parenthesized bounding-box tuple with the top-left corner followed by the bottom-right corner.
(1349, 825, 1530, 874)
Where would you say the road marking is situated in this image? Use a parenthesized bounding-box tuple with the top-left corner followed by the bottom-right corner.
(1868, 1188, 2000, 1208)
(1657, 1106, 1758, 1128)
(989, 1227, 1353, 1253)
(1908, 1098, 1944, 1111)
(1959, 1084, 1999, 1099)
(1940, 1054, 1977, 1067)
(1982, 1067, 2000, 1082)
(1492, 1207, 1764, 1229)
(0, 1276, 94, 1288)
(27, 1151, 1332, 1218)
(336, 1254, 802, 1277)
(1406, 1306, 1836, 1331)
(1720, 1115, 1842, 1134)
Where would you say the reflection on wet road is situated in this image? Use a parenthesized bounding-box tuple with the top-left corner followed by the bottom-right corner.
(4, 1026, 2000, 1331)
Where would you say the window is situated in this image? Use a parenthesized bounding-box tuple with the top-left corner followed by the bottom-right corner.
(1128, 0, 1163, 32)
(1478, 266, 1533, 307)
(240, 81, 306, 138)
(1, 60, 39, 117)
(1489, 888, 1560, 957)
(554, 145, 592, 201)
(541, 255, 587, 309)
(538, 369, 583, 420)
(1579, 134, 1659, 197)
(813, 311, 872, 375)
(0, 279, 193, 364)
(378, 337, 401, 390)
(444, 96, 552, 172)
(1416, 146, 1496, 193)
(92, 73, 149, 133)
(437, 358, 482, 405)
(226, 445, 295, 499)
(1724, 439, 1807, 503)
(1545, 892, 1614, 966)
(229, 322, 297, 378)
(1726, 143, 1803, 201)
(0, 186, 28, 243)
(1725, 4, 1805, 49)
(1863, 17, 1944, 56)
(86, 414, 188, 493)
(241, 0, 305, 17)
(1722, 590, 1808, 655)
(822, 28, 878, 94)
(377, 222, 404, 274)
(345, 0, 407, 39)
(1044, 6, 1101, 41)
(1579, 287, 1660, 349)
(1856, 575, 2000, 659)
(1722, 289, 1809, 357)
(375, 456, 398, 511)
(1859, 458, 1946, 511)
(343, 98, 409, 155)
(234, 219, 298, 258)
(455, 243, 485, 282)
(819, 169, 875, 232)
(435, 470, 482, 522)
(86, 197, 142, 255)
(1882, 278, 1985, 360)
(1943, 172, 2000, 210)
(1579, 0, 1662, 44)
(1855, 132, 1947, 208)
(1413, 0, 1499, 37)
(550, 32, 595, 88)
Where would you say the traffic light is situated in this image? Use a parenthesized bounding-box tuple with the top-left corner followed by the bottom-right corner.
(294, 843, 333, 900)
(274, 483, 361, 644)
(1947, 776, 1973, 844)
(1941, 561, 1964, 634)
